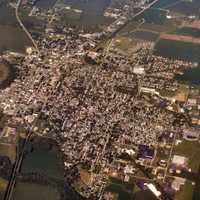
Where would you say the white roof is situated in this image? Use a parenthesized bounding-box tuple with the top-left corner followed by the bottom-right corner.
(172, 155, 186, 165)
(146, 183, 161, 197)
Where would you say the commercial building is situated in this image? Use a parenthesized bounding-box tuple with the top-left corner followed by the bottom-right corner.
(139, 87, 159, 96)
(172, 155, 188, 167)
(183, 129, 199, 141)
(133, 67, 145, 75)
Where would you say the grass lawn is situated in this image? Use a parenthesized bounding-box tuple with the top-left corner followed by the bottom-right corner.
(79, 169, 91, 185)
(112, 37, 137, 52)
(175, 180, 194, 200)
(0, 177, 8, 200)
(12, 182, 60, 200)
(174, 140, 200, 172)
(174, 85, 189, 102)
(0, 143, 16, 163)
(0, 178, 8, 191)
(105, 177, 137, 200)
(140, 21, 176, 33)
(133, 184, 141, 193)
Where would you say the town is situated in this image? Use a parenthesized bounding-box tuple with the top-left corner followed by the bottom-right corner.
(0, 0, 200, 200)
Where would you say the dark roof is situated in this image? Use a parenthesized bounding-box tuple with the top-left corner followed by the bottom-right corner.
(138, 144, 155, 158)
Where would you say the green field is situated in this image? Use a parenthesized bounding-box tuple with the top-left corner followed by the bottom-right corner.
(0, 143, 16, 163)
(176, 27, 200, 38)
(21, 149, 64, 179)
(12, 182, 60, 200)
(0, 177, 8, 200)
(174, 141, 200, 172)
(154, 39, 200, 62)
(175, 181, 194, 200)
(105, 177, 140, 200)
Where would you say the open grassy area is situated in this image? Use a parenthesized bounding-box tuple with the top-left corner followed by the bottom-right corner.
(0, 177, 8, 200)
(79, 169, 91, 186)
(158, 84, 190, 104)
(0, 143, 16, 163)
(112, 37, 137, 52)
(154, 39, 200, 62)
(174, 84, 189, 102)
(140, 21, 176, 33)
(21, 149, 64, 179)
(159, 89, 176, 98)
(133, 184, 141, 193)
(174, 140, 200, 172)
(105, 177, 140, 200)
(118, 21, 140, 36)
(0, 178, 7, 190)
(130, 30, 159, 42)
(175, 180, 194, 200)
(12, 182, 60, 200)
(59, 9, 81, 21)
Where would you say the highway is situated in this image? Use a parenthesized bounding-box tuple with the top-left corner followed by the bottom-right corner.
(15, 0, 39, 52)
